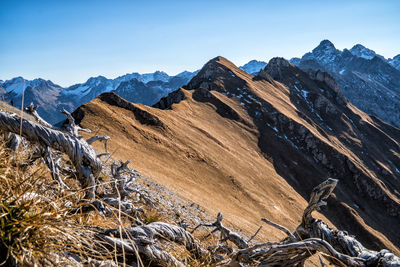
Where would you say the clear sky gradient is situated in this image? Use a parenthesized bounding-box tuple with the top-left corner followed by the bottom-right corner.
(1, 0, 399, 86)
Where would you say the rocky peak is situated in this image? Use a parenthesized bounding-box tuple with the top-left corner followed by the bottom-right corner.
(87, 76, 108, 84)
(149, 71, 170, 82)
(153, 89, 186, 110)
(313, 40, 336, 52)
(289, 57, 301, 66)
(350, 44, 385, 61)
(239, 60, 267, 75)
(186, 56, 237, 90)
(311, 40, 340, 64)
(389, 54, 400, 71)
(259, 57, 292, 80)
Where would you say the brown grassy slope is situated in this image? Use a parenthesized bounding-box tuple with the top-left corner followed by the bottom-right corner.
(75, 90, 307, 242)
(74, 57, 400, 254)
(0, 101, 36, 121)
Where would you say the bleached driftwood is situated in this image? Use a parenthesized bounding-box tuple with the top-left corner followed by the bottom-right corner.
(102, 160, 153, 217)
(25, 102, 53, 128)
(191, 179, 400, 266)
(61, 108, 91, 138)
(110, 160, 133, 199)
(98, 222, 210, 267)
(293, 178, 400, 266)
(86, 135, 109, 153)
(0, 110, 101, 199)
(192, 212, 249, 250)
(5, 132, 23, 151)
(42, 146, 70, 189)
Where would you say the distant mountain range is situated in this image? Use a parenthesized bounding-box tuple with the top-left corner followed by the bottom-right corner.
(1, 40, 399, 127)
(0, 70, 198, 124)
(290, 40, 400, 128)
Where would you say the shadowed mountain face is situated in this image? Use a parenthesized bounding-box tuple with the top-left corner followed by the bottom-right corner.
(73, 56, 400, 254)
(290, 40, 400, 128)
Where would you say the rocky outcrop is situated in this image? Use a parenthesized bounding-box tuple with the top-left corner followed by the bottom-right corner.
(153, 89, 186, 109)
(260, 57, 292, 80)
(95, 92, 164, 128)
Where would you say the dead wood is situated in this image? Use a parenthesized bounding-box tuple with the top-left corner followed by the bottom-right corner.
(0, 110, 101, 199)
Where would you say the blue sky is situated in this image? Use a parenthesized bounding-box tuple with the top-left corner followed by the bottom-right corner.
(0, 0, 399, 86)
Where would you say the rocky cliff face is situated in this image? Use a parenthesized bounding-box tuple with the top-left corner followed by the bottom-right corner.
(290, 40, 400, 128)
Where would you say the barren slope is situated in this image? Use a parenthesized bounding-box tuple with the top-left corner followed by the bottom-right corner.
(73, 57, 400, 254)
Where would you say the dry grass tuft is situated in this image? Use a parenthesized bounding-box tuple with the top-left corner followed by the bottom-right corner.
(0, 139, 116, 266)
(0, 133, 225, 266)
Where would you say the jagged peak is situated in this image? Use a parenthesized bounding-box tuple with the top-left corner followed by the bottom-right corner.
(257, 57, 294, 80)
(351, 43, 367, 50)
(315, 39, 336, 50)
(267, 57, 291, 68)
(289, 57, 301, 66)
(187, 56, 240, 85)
(245, 59, 265, 64)
(4, 76, 25, 84)
(349, 44, 380, 60)
(391, 54, 400, 60)
(201, 56, 236, 69)
(86, 75, 109, 84)
(240, 60, 268, 75)
(388, 54, 400, 70)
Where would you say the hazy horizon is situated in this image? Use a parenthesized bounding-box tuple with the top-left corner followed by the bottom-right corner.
(1, 0, 399, 87)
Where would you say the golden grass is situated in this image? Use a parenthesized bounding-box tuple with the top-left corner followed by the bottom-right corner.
(0, 135, 218, 266)
(0, 138, 119, 266)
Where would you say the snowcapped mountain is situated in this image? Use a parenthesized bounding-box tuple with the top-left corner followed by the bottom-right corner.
(389, 55, 400, 71)
(239, 60, 267, 75)
(1, 77, 61, 96)
(2, 40, 398, 127)
(1, 70, 197, 124)
(63, 70, 197, 107)
(0, 77, 64, 123)
(289, 40, 400, 128)
(304, 40, 340, 66)
(349, 44, 385, 60)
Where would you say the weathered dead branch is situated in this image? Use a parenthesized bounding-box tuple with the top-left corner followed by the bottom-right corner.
(192, 212, 249, 249)
(61, 108, 91, 138)
(25, 102, 53, 128)
(0, 110, 101, 199)
(98, 222, 211, 266)
(190, 179, 400, 266)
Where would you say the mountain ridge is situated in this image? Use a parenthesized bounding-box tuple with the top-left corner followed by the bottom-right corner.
(2, 40, 399, 128)
(72, 55, 400, 254)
